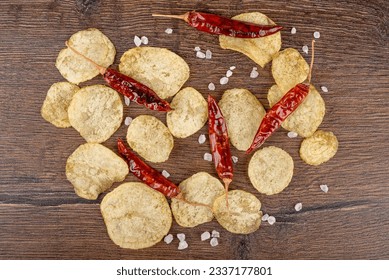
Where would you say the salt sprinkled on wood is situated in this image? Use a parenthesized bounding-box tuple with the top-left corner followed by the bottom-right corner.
(196, 51, 206, 59)
(320, 184, 329, 193)
(210, 237, 219, 247)
(164, 234, 173, 244)
(203, 153, 212, 161)
(124, 96, 130, 106)
(287, 131, 298, 138)
(231, 156, 238, 164)
(165, 28, 173, 34)
(141, 36, 149, 45)
(229, 66, 236, 70)
(313, 31, 321, 39)
(205, 49, 212, 59)
(124, 117, 133, 126)
(194, 46, 201, 51)
(177, 233, 186, 241)
(302, 45, 309, 54)
(250, 67, 259, 78)
(161, 170, 170, 178)
(201, 231, 211, 241)
(294, 202, 303, 212)
(226, 70, 233, 77)
(211, 230, 220, 238)
(178, 240, 188, 250)
(267, 216, 276, 225)
(262, 213, 269, 221)
(321, 86, 329, 93)
(134, 35, 142, 47)
(220, 77, 229, 85)
(208, 82, 215, 91)
(291, 27, 297, 34)
(198, 134, 206, 144)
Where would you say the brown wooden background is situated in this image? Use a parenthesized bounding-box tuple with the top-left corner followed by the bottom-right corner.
(0, 0, 388, 260)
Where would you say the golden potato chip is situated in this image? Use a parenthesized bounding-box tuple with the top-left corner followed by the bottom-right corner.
(66, 143, 128, 200)
(268, 84, 325, 137)
(300, 130, 338, 165)
(41, 82, 80, 128)
(56, 28, 115, 84)
(101, 182, 172, 249)
(219, 88, 266, 151)
(126, 115, 173, 163)
(166, 87, 207, 138)
(213, 190, 262, 234)
(119, 47, 190, 99)
(68, 85, 123, 143)
(219, 12, 281, 67)
(272, 48, 309, 93)
(171, 172, 224, 228)
(248, 146, 294, 195)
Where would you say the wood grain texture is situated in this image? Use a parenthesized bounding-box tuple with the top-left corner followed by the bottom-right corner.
(0, 0, 388, 259)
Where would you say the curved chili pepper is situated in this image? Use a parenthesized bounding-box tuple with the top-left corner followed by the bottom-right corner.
(117, 138, 180, 198)
(65, 42, 171, 112)
(208, 95, 233, 196)
(152, 11, 282, 38)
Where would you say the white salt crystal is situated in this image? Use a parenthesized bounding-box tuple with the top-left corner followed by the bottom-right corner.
(164, 234, 173, 244)
(229, 66, 236, 70)
(321, 86, 329, 93)
(165, 28, 173, 34)
(134, 35, 142, 47)
(291, 27, 297, 34)
(250, 68, 259, 78)
(294, 202, 303, 212)
(194, 46, 201, 51)
(124, 117, 133, 126)
(141, 36, 149, 45)
(201, 231, 211, 241)
(208, 82, 215, 91)
(231, 156, 238, 164)
(162, 170, 170, 178)
(124, 96, 130, 106)
(320, 184, 329, 193)
(177, 233, 185, 241)
(220, 76, 229, 85)
(287, 131, 298, 138)
(262, 213, 269, 221)
(313, 31, 321, 39)
(226, 69, 233, 77)
(178, 240, 188, 250)
(302, 45, 309, 54)
(210, 237, 219, 247)
(198, 134, 206, 144)
(203, 152, 212, 161)
(267, 216, 276, 225)
(205, 49, 212, 59)
(211, 230, 220, 238)
(196, 51, 206, 59)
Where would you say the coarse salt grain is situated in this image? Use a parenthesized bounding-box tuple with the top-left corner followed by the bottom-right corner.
(201, 231, 211, 241)
(267, 216, 276, 225)
(134, 35, 142, 47)
(220, 77, 229, 85)
(211, 230, 220, 238)
(314, 31, 321, 39)
(164, 234, 173, 244)
(231, 156, 238, 164)
(320, 184, 329, 193)
(210, 237, 219, 247)
(250, 67, 259, 78)
(321, 86, 329, 93)
(196, 51, 206, 59)
(205, 49, 212, 59)
(229, 66, 236, 70)
(162, 170, 170, 178)
(124, 96, 130, 106)
(262, 213, 269, 221)
(198, 134, 206, 144)
(208, 82, 215, 91)
(203, 152, 212, 161)
(291, 27, 297, 34)
(165, 28, 173, 34)
(287, 131, 298, 138)
(226, 70, 233, 77)
(141, 36, 149, 45)
(302, 45, 309, 54)
(124, 117, 133, 126)
(194, 46, 201, 51)
(178, 240, 188, 250)
(294, 202, 303, 212)
(177, 233, 185, 241)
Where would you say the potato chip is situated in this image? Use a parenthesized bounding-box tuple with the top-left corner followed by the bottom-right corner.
(100, 182, 172, 249)
(272, 48, 309, 93)
(41, 82, 80, 128)
(119, 47, 190, 99)
(248, 146, 294, 195)
(56, 28, 115, 84)
(267, 84, 325, 137)
(126, 115, 173, 163)
(300, 130, 338, 165)
(68, 85, 123, 143)
(66, 143, 128, 200)
(219, 88, 266, 151)
(171, 172, 224, 227)
(219, 12, 281, 67)
(213, 190, 262, 234)
(166, 87, 208, 138)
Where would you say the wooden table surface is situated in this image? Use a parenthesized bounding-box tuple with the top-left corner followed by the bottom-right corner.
(0, 0, 388, 260)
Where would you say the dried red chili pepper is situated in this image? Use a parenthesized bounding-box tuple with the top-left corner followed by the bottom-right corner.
(208, 95, 233, 197)
(152, 11, 282, 38)
(117, 138, 180, 198)
(65, 42, 171, 112)
(246, 40, 316, 154)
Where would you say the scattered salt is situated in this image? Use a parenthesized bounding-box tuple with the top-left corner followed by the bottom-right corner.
(262, 213, 269, 221)
(302, 45, 309, 54)
(164, 234, 173, 244)
(162, 170, 170, 178)
(250, 67, 259, 78)
(287, 131, 298, 138)
(291, 27, 297, 34)
(210, 237, 219, 247)
(205, 49, 212, 59)
(231, 156, 238, 164)
(201, 231, 211, 241)
(320, 184, 329, 193)
(313, 31, 321, 39)
(165, 28, 173, 34)
(294, 202, 303, 212)
(178, 240, 188, 250)
(321, 86, 329, 93)
(220, 76, 229, 85)
(198, 134, 206, 144)
(134, 35, 142, 47)
(124, 96, 130, 106)
(211, 230, 220, 238)
(177, 233, 186, 241)
(194, 46, 201, 51)
(124, 117, 133, 126)
(226, 70, 233, 77)
(267, 216, 276, 225)
(229, 66, 236, 70)
(208, 82, 215, 91)
(196, 51, 206, 59)
(203, 153, 212, 161)
(141, 36, 149, 45)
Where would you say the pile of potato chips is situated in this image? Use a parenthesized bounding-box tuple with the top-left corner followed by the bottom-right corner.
(41, 12, 338, 249)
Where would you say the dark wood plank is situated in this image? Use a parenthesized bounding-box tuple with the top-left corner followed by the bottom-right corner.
(0, 0, 388, 259)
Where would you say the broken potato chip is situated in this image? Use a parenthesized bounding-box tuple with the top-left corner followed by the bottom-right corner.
(300, 130, 338, 165)
(68, 85, 123, 143)
(66, 143, 128, 200)
(213, 190, 262, 234)
(126, 115, 173, 163)
(167, 87, 208, 138)
(268, 84, 325, 137)
(248, 146, 294, 195)
(119, 47, 190, 99)
(101, 182, 172, 249)
(219, 12, 281, 67)
(171, 172, 224, 228)
(272, 48, 309, 93)
(41, 82, 80, 128)
(219, 88, 266, 151)
(56, 28, 115, 84)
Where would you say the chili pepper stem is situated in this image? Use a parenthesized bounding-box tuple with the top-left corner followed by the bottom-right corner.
(307, 39, 316, 84)
(65, 41, 106, 75)
(152, 13, 189, 22)
(173, 193, 212, 210)
(223, 178, 232, 209)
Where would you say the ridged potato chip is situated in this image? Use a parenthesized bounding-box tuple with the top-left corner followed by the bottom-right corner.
(213, 190, 262, 234)
(126, 115, 173, 163)
(68, 85, 123, 143)
(171, 172, 224, 228)
(219, 88, 266, 151)
(219, 12, 282, 67)
(56, 28, 115, 84)
(272, 48, 309, 93)
(101, 182, 172, 249)
(268, 84, 325, 137)
(119, 47, 190, 99)
(248, 146, 294, 195)
(66, 143, 128, 200)
(300, 130, 338, 165)
(167, 87, 208, 138)
(41, 82, 80, 128)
